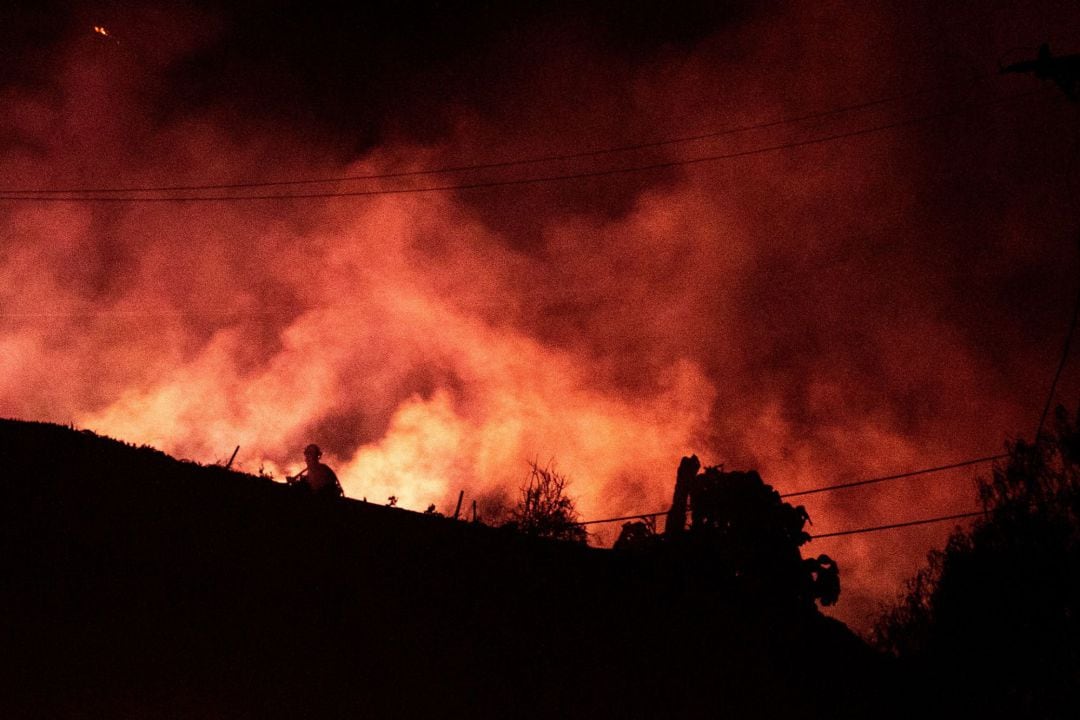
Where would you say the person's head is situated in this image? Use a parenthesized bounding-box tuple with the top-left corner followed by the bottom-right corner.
(303, 443, 322, 467)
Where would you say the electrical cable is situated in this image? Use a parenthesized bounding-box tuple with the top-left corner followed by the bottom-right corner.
(1035, 273, 1080, 441)
(780, 454, 1007, 498)
(1035, 115, 1080, 442)
(0, 89, 1048, 204)
(808, 510, 984, 539)
(0, 81, 990, 196)
(575, 453, 1003, 526)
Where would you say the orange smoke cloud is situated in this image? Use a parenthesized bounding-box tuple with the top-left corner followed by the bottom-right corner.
(76, 194, 714, 519)
(3, 1, 1080, 634)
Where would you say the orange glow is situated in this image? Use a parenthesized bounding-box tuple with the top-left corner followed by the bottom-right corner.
(4, 4, 1077, 635)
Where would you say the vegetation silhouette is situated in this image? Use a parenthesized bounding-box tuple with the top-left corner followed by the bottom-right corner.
(504, 459, 588, 544)
(619, 455, 840, 608)
(0, 419, 881, 719)
(874, 404, 1080, 719)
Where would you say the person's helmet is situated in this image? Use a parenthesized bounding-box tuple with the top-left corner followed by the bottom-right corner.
(304, 443, 322, 458)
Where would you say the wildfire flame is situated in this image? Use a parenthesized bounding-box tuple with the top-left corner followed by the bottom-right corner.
(92, 26, 112, 38)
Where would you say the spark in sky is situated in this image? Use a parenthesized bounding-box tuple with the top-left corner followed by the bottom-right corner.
(92, 25, 118, 42)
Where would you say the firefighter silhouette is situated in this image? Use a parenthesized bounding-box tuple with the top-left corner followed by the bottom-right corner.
(287, 443, 344, 498)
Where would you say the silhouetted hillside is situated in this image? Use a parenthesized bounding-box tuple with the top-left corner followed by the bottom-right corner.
(0, 419, 883, 719)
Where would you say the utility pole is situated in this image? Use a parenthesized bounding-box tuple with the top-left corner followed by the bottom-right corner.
(1001, 43, 1080, 101)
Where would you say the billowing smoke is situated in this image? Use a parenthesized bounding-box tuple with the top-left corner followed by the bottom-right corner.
(3, 1, 1080, 631)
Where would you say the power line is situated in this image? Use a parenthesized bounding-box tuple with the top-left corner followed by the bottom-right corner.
(576, 453, 1002, 526)
(0, 89, 1048, 204)
(1034, 113, 1080, 443)
(578, 511, 667, 527)
(0, 309, 287, 318)
(0, 84, 981, 196)
(1035, 270, 1080, 441)
(1032, 97, 1080, 442)
(780, 454, 1007, 498)
(580, 507, 986, 537)
(808, 510, 983, 539)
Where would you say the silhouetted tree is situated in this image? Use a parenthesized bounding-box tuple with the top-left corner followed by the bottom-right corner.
(508, 460, 588, 544)
(686, 463, 837, 606)
(873, 404, 1080, 719)
(619, 457, 839, 607)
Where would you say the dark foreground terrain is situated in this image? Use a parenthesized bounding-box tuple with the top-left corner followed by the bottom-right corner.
(1, 419, 884, 719)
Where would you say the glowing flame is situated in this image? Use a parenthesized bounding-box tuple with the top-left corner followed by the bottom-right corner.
(93, 26, 111, 38)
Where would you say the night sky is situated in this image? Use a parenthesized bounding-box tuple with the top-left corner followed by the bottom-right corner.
(3, 0, 1080, 631)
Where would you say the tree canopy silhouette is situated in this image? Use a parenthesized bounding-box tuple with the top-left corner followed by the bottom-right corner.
(618, 456, 839, 607)
(873, 404, 1080, 719)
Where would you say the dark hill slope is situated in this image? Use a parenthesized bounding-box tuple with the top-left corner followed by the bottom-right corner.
(0, 419, 884, 719)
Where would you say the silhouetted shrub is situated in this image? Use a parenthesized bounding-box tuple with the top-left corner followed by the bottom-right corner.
(614, 517, 657, 550)
(873, 404, 1080, 718)
(507, 460, 588, 544)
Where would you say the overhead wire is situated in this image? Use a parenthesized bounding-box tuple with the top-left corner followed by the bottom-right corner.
(1035, 111, 1080, 442)
(0, 308, 290, 319)
(780, 454, 1007, 498)
(807, 510, 985, 540)
(1, 88, 1041, 316)
(575, 453, 1004, 526)
(1035, 273, 1080, 441)
(0, 88, 1050, 204)
(0, 77, 992, 196)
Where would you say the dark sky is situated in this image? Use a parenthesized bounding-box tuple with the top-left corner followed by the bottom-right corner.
(172, 0, 755, 149)
(2, 1, 1080, 632)
(3, 1, 760, 150)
